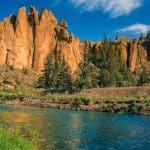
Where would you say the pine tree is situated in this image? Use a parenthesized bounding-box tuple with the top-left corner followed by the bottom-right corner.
(39, 53, 73, 93)
(146, 31, 150, 41)
(75, 51, 100, 89)
(138, 66, 150, 85)
(97, 36, 135, 87)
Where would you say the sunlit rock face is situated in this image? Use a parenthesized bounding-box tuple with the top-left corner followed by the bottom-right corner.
(0, 6, 149, 73)
(0, 6, 82, 73)
(115, 36, 150, 73)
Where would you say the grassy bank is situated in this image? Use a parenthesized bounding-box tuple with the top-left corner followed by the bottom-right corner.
(2, 86, 150, 115)
(0, 125, 38, 150)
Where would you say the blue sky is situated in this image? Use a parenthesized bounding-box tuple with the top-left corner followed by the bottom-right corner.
(0, 0, 150, 41)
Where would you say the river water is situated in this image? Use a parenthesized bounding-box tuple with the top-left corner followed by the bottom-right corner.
(0, 105, 150, 150)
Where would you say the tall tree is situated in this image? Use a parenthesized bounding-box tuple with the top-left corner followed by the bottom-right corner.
(138, 66, 150, 85)
(75, 51, 100, 89)
(39, 53, 73, 93)
(97, 36, 135, 87)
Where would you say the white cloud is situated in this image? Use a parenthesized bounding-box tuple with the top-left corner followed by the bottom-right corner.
(69, 0, 142, 17)
(115, 24, 150, 35)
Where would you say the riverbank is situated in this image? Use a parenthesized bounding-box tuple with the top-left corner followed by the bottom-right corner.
(0, 66, 150, 115)
(3, 87, 150, 115)
(0, 85, 150, 115)
(3, 98, 150, 116)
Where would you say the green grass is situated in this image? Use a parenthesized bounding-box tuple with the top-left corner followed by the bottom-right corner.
(0, 127, 37, 150)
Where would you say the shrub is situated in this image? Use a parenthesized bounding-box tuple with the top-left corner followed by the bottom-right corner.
(80, 97, 90, 105)
(128, 102, 138, 114)
(72, 99, 81, 109)
(9, 65, 14, 70)
(22, 67, 28, 75)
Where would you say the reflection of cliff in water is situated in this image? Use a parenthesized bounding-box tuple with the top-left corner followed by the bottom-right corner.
(0, 110, 48, 131)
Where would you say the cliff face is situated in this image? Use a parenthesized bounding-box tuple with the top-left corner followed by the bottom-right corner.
(115, 37, 150, 72)
(0, 6, 82, 73)
(0, 6, 149, 73)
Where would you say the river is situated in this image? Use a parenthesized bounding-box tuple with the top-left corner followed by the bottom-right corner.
(0, 105, 150, 150)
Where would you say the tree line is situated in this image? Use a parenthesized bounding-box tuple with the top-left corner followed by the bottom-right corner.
(38, 37, 150, 93)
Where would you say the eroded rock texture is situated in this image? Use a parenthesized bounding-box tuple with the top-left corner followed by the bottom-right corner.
(0, 6, 149, 74)
(0, 6, 82, 73)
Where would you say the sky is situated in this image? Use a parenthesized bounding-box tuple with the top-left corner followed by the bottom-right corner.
(0, 0, 150, 41)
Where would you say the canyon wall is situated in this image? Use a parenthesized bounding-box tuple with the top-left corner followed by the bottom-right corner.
(0, 6, 149, 73)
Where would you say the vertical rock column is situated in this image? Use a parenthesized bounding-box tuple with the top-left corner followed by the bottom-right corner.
(0, 23, 6, 64)
(120, 41, 127, 63)
(30, 6, 40, 71)
(31, 6, 57, 72)
(14, 7, 28, 68)
(129, 40, 138, 72)
(1, 16, 15, 66)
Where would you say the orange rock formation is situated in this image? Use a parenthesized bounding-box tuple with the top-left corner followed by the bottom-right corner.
(0, 6, 149, 73)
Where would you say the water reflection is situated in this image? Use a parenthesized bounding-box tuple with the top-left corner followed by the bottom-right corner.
(0, 106, 150, 150)
(0, 111, 48, 131)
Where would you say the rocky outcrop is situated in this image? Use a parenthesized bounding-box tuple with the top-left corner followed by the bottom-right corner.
(115, 37, 150, 72)
(0, 6, 149, 74)
(0, 6, 82, 73)
(14, 7, 28, 68)
(31, 7, 58, 71)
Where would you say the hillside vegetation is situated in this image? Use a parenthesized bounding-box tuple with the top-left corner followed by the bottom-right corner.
(0, 63, 150, 115)
(0, 64, 149, 101)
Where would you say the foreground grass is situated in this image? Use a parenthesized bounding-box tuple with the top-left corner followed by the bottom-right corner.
(0, 127, 38, 150)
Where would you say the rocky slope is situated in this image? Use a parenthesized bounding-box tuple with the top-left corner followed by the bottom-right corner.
(0, 6, 150, 73)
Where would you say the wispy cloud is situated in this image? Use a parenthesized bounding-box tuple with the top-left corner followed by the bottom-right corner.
(115, 24, 150, 35)
(69, 0, 142, 17)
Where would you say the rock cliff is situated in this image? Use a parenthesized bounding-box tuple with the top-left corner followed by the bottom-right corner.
(0, 6, 149, 74)
(0, 6, 82, 73)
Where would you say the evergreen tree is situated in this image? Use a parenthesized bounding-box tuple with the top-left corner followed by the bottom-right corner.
(146, 31, 150, 41)
(138, 66, 150, 85)
(39, 53, 73, 93)
(75, 51, 100, 89)
(119, 62, 136, 86)
(97, 36, 135, 87)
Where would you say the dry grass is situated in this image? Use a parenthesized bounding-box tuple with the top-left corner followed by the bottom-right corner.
(79, 86, 150, 101)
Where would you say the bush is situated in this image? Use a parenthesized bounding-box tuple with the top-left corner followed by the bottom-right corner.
(128, 102, 138, 114)
(9, 65, 14, 70)
(80, 97, 90, 105)
(22, 67, 28, 75)
(72, 99, 81, 109)
(115, 106, 128, 113)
